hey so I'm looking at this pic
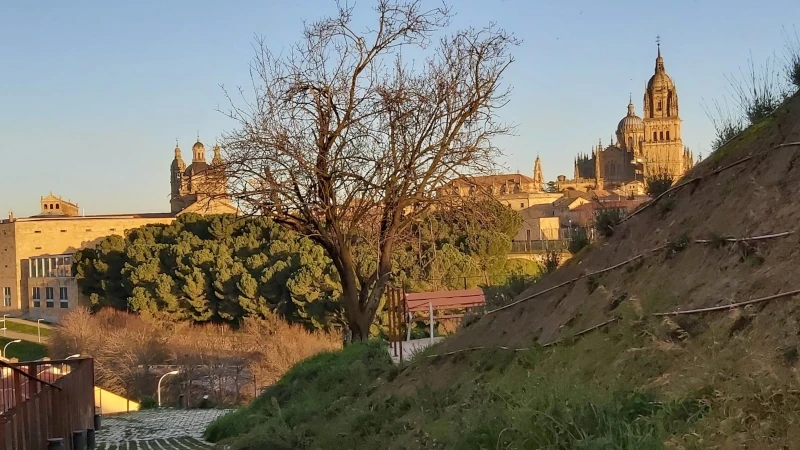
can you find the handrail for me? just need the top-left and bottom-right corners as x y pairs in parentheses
(0, 360), (61, 391)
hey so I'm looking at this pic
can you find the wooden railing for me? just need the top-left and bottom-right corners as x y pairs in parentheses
(0, 358), (95, 450)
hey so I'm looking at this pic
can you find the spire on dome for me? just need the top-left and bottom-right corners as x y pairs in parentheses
(654, 36), (665, 72)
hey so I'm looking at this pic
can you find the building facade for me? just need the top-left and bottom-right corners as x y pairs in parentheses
(440, 156), (562, 211)
(558, 44), (694, 194)
(0, 138), (237, 321)
(170, 139), (237, 215)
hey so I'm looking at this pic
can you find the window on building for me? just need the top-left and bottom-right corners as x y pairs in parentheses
(59, 287), (68, 308)
(45, 287), (54, 308)
(653, 132), (657, 141)
(55, 204), (60, 209)
(658, 100), (662, 111)
(36, 258), (43, 277)
(659, 131), (664, 140)
(2, 287), (10, 307)
(32, 287), (41, 308)
(520, 203), (524, 209)
(666, 130), (670, 140)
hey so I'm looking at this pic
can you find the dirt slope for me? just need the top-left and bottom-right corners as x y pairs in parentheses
(435, 91), (800, 355)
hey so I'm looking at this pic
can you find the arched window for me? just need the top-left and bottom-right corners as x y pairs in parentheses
(653, 132), (657, 141)
(666, 130), (670, 140)
(659, 131), (664, 141)
(627, 137), (633, 149)
(657, 100), (662, 111)
(55, 204), (60, 210)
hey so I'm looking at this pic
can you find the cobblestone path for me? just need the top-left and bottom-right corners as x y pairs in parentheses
(95, 408), (231, 450)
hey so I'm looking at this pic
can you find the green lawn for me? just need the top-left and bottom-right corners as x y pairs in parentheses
(97, 437), (211, 449)
(0, 337), (48, 361)
(2, 320), (52, 338)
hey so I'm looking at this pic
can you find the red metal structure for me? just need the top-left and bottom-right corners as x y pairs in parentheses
(386, 287), (486, 362)
(0, 358), (95, 450)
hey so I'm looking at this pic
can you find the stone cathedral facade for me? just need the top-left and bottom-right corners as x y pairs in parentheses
(558, 44), (694, 194)
(170, 138), (238, 215)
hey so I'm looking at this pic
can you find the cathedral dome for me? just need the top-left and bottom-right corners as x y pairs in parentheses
(617, 101), (644, 134)
(646, 70), (675, 92)
(185, 161), (209, 176)
(192, 140), (205, 152)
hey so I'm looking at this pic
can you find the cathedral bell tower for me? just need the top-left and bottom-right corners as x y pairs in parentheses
(642, 39), (684, 178)
(532, 155), (544, 192)
(170, 141), (187, 212)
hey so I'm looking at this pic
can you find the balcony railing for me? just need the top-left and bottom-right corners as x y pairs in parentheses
(0, 358), (95, 450)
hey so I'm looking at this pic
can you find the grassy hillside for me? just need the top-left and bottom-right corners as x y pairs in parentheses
(0, 337), (48, 361)
(209, 92), (800, 449)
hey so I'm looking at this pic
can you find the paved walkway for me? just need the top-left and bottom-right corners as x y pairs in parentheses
(96, 408), (231, 449)
(0, 329), (46, 344)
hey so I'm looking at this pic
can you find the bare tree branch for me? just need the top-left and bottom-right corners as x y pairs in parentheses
(218, 1), (519, 339)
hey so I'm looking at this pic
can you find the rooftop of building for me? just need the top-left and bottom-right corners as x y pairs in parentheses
(1, 212), (176, 225)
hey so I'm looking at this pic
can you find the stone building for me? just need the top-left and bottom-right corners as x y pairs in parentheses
(558, 43), (695, 194)
(170, 139), (237, 215)
(0, 138), (237, 321)
(439, 156), (562, 211)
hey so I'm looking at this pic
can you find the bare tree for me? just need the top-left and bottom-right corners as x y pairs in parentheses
(219, 1), (518, 339)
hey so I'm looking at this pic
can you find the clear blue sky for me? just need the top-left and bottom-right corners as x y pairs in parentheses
(1, 1), (797, 217)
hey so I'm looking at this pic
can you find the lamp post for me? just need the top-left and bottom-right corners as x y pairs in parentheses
(66, 354), (80, 360)
(158, 370), (180, 407)
(37, 319), (44, 343)
(3, 339), (22, 358)
(2, 314), (8, 337)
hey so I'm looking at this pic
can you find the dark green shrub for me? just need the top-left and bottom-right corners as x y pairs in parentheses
(645, 170), (674, 198)
(568, 227), (590, 254)
(594, 208), (623, 238)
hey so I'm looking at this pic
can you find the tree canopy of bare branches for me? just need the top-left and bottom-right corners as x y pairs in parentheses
(220, 1), (518, 339)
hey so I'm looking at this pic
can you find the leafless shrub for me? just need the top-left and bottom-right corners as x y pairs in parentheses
(703, 98), (745, 151)
(50, 307), (341, 403)
(726, 53), (789, 125)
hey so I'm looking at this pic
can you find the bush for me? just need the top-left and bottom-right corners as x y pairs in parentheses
(783, 26), (800, 90)
(50, 307), (342, 405)
(645, 170), (674, 198)
(140, 396), (157, 409)
(704, 99), (746, 151)
(595, 208), (624, 238)
(568, 227), (590, 254)
(540, 250), (561, 274)
(482, 272), (541, 309)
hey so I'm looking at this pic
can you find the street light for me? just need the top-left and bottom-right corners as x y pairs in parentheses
(65, 354), (81, 359)
(157, 370), (180, 407)
(2, 339), (22, 358)
(2, 314), (8, 337)
(36, 319), (44, 343)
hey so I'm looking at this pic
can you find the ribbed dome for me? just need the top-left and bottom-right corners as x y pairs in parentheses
(647, 70), (675, 92)
(617, 102), (644, 134)
(192, 140), (205, 152)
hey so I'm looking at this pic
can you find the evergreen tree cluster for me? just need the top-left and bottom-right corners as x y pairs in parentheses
(73, 204), (534, 330)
